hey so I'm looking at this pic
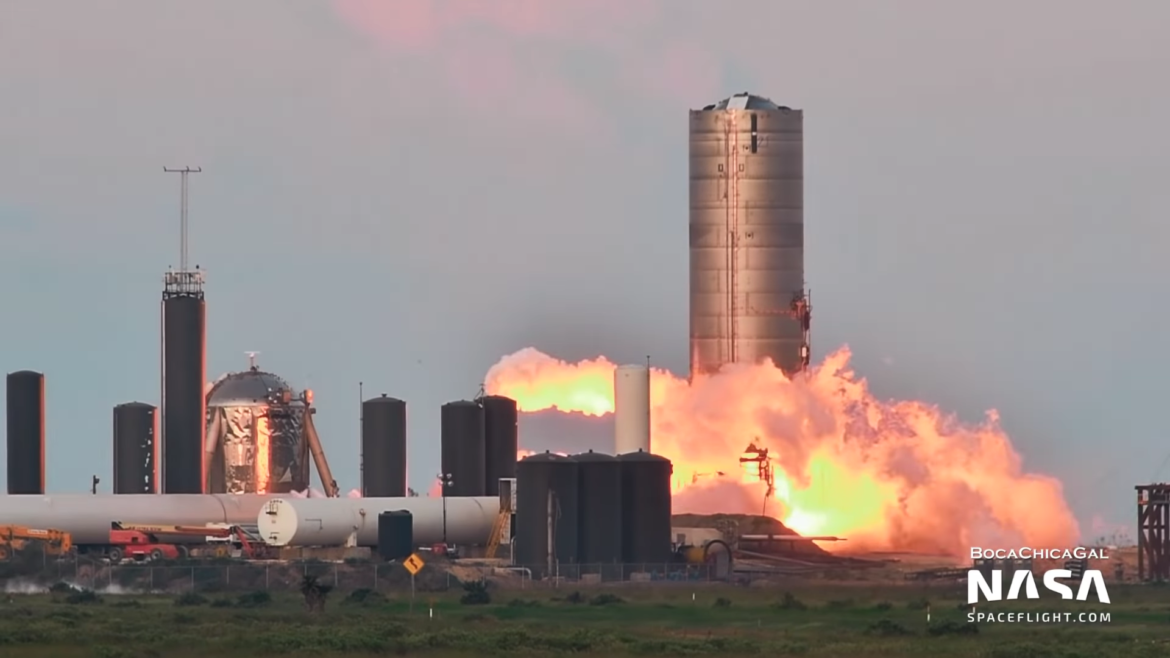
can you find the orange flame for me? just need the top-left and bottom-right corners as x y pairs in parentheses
(485, 346), (1079, 555)
(255, 415), (270, 494)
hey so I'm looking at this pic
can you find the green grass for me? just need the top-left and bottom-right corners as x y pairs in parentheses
(1, 581), (1166, 657)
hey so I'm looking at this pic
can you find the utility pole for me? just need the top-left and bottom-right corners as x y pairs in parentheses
(163, 166), (202, 272)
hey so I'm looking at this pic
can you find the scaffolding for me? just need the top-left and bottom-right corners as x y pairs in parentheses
(1136, 484), (1170, 582)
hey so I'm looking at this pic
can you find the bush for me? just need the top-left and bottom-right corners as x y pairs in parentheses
(906, 597), (930, 610)
(507, 598), (541, 607)
(773, 592), (806, 611)
(589, 594), (623, 606)
(236, 590), (272, 608)
(564, 591), (585, 605)
(210, 598), (234, 608)
(175, 592), (208, 607)
(867, 619), (912, 637)
(460, 580), (491, 605)
(64, 589), (102, 605)
(713, 597), (732, 608)
(873, 601), (893, 611)
(343, 588), (387, 607)
(928, 620), (978, 636)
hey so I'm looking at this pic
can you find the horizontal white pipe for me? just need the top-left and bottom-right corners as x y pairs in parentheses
(0, 494), (276, 545)
(257, 496), (499, 547)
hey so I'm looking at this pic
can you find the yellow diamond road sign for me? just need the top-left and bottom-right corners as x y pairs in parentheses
(403, 552), (425, 575)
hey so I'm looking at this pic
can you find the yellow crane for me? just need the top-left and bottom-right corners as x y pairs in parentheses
(0, 526), (73, 560)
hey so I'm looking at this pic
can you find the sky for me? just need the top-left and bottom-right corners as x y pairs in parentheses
(1, 0), (1167, 539)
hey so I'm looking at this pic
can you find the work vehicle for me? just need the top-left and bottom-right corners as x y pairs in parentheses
(0, 525), (73, 560)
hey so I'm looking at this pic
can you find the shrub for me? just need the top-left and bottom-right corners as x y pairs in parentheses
(236, 590), (272, 608)
(64, 589), (102, 605)
(773, 592), (806, 611)
(713, 597), (732, 608)
(589, 594), (623, 606)
(343, 588), (387, 607)
(867, 619), (912, 637)
(175, 592), (208, 607)
(460, 580), (491, 605)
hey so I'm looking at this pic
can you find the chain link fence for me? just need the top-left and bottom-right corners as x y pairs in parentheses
(3, 556), (722, 594)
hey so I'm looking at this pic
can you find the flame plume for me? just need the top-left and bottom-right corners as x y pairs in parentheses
(485, 346), (1078, 556)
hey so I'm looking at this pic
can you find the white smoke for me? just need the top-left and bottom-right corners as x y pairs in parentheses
(3, 579), (151, 595)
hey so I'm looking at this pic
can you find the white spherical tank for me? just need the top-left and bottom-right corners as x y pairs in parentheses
(614, 364), (651, 454)
(257, 496), (499, 547)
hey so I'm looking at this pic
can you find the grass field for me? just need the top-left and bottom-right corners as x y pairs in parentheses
(0, 580), (1164, 657)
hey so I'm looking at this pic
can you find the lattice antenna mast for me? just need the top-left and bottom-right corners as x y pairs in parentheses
(163, 166), (202, 272)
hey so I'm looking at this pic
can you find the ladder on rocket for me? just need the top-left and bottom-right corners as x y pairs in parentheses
(485, 508), (510, 559)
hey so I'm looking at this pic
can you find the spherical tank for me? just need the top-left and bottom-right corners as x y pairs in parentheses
(619, 450), (673, 565)
(689, 93), (806, 378)
(440, 401), (485, 497)
(573, 450), (622, 566)
(481, 395), (518, 497)
(113, 402), (158, 494)
(162, 294), (206, 494)
(0, 493), (273, 545)
(515, 452), (579, 573)
(361, 395), (407, 497)
(257, 496), (498, 547)
(6, 370), (45, 495)
(613, 365), (650, 455)
(205, 368), (310, 495)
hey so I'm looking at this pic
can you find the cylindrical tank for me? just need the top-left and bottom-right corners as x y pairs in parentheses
(377, 510), (414, 560)
(362, 395), (407, 497)
(613, 365), (651, 455)
(256, 496), (498, 547)
(689, 93), (805, 378)
(162, 294), (206, 494)
(6, 370), (45, 495)
(0, 493), (273, 545)
(515, 452), (579, 573)
(440, 400), (485, 497)
(481, 395), (518, 497)
(574, 451), (622, 566)
(619, 450), (673, 565)
(204, 368), (310, 495)
(113, 402), (158, 494)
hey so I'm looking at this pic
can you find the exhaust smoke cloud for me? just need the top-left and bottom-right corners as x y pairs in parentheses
(485, 346), (1079, 556)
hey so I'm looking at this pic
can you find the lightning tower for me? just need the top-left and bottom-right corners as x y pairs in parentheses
(160, 166), (207, 494)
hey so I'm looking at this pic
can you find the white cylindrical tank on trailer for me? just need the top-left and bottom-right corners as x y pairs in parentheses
(614, 364), (651, 454)
(0, 494), (275, 545)
(257, 496), (499, 547)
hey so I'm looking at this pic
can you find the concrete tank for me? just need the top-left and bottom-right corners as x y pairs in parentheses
(613, 364), (650, 455)
(257, 496), (498, 547)
(0, 494), (274, 545)
(689, 92), (809, 378)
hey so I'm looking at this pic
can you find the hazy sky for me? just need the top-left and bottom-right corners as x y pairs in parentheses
(1, 0), (1166, 537)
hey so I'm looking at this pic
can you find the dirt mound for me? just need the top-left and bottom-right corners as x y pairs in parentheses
(671, 513), (796, 536)
(672, 513), (830, 558)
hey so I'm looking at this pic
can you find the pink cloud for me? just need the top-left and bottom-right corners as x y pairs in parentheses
(331, 0), (724, 131)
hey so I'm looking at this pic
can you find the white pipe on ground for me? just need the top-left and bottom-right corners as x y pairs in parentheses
(256, 496), (499, 547)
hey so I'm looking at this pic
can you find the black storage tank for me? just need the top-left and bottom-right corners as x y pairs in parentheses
(362, 395), (408, 497)
(377, 510), (414, 561)
(619, 450), (673, 565)
(480, 395), (518, 496)
(515, 451), (579, 575)
(439, 400), (485, 497)
(6, 370), (45, 495)
(574, 450), (622, 568)
(161, 292), (206, 494)
(113, 402), (158, 494)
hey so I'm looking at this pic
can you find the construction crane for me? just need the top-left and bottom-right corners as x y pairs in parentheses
(0, 526), (73, 560)
(739, 441), (776, 516)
